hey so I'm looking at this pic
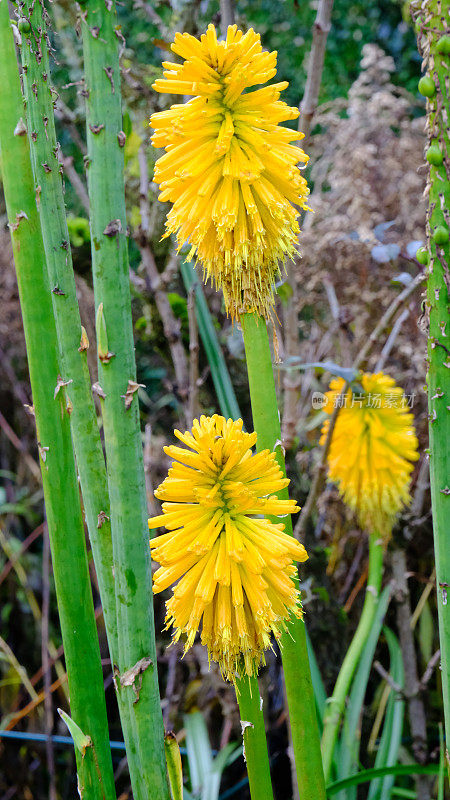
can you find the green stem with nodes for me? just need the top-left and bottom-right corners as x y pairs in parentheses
(235, 678), (275, 800)
(320, 532), (384, 781)
(17, 0), (152, 790)
(240, 312), (326, 800)
(412, 0), (450, 761)
(0, 4), (115, 796)
(79, 3), (169, 798)
(17, 0), (117, 658)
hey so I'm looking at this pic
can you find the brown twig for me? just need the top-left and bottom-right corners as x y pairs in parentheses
(59, 153), (89, 212)
(298, 0), (334, 144)
(4, 673), (68, 731)
(143, 423), (160, 518)
(0, 523), (43, 585)
(162, 644), (179, 731)
(137, 146), (189, 405)
(373, 660), (403, 694)
(187, 288), (200, 427)
(353, 272), (425, 370)
(54, 98), (86, 155)
(219, 0), (235, 35)
(343, 566), (368, 613)
(132, 0), (171, 40)
(0, 345), (31, 408)
(0, 410), (41, 482)
(419, 649), (441, 691)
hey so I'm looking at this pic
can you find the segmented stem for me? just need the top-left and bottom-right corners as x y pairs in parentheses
(16, 0), (117, 658)
(79, 3), (169, 797)
(412, 0), (450, 758)
(0, 5), (115, 796)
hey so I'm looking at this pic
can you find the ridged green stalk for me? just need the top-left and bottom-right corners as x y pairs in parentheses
(0, 4), (115, 797)
(16, 0), (117, 658)
(320, 532), (384, 781)
(412, 0), (450, 755)
(235, 678), (275, 800)
(79, 3), (169, 798)
(240, 313), (326, 800)
(180, 266), (272, 798)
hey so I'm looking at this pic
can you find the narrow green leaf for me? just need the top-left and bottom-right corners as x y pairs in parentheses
(57, 709), (91, 756)
(183, 712), (213, 795)
(337, 585), (391, 797)
(327, 764), (439, 794)
(368, 628), (405, 800)
(305, 628), (327, 729)
(438, 723), (445, 800)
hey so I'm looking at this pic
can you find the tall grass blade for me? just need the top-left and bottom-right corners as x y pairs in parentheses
(368, 627), (405, 800)
(327, 764), (439, 795)
(336, 585), (391, 798)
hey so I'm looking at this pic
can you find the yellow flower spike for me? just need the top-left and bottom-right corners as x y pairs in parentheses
(149, 414), (307, 682)
(150, 24), (309, 322)
(320, 372), (419, 536)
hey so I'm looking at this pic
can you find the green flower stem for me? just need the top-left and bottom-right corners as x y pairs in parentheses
(180, 260), (241, 420)
(235, 678), (274, 800)
(180, 269), (271, 798)
(79, 3), (169, 798)
(0, 5), (115, 797)
(240, 312), (326, 800)
(412, 0), (450, 757)
(320, 532), (384, 781)
(17, 0), (117, 658)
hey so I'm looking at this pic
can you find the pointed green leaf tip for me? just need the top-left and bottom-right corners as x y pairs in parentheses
(57, 708), (92, 756)
(95, 301), (114, 364)
(164, 732), (183, 800)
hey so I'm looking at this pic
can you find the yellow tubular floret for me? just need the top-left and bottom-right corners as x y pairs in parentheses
(150, 24), (309, 322)
(148, 415), (306, 681)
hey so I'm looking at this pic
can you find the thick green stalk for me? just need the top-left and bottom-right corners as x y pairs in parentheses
(17, 0), (146, 786)
(412, 0), (450, 755)
(320, 532), (384, 781)
(0, 5), (115, 797)
(79, 3), (169, 798)
(180, 269), (271, 798)
(17, 0), (117, 659)
(180, 260), (241, 420)
(235, 678), (275, 800)
(240, 312), (326, 800)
